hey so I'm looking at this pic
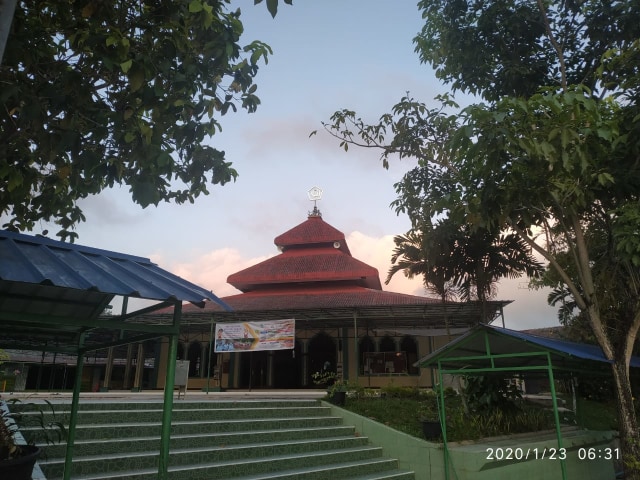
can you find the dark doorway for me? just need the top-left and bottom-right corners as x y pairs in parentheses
(307, 332), (337, 385)
(272, 341), (302, 388)
(187, 341), (202, 377)
(238, 351), (269, 389)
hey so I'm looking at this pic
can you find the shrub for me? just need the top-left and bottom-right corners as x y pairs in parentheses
(381, 384), (421, 399)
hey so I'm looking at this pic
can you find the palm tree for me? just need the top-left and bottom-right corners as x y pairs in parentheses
(387, 219), (545, 322)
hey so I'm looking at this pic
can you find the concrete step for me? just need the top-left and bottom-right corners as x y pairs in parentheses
(43, 425), (358, 457)
(37, 404), (332, 424)
(25, 399), (414, 480)
(40, 437), (374, 477)
(30, 415), (346, 441)
(65, 458), (410, 480)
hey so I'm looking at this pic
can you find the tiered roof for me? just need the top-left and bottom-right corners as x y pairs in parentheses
(175, 212), (446, 319)
(228, 214), (381, 291)
(155, 210), (508, 329)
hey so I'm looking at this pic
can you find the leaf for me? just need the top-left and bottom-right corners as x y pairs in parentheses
(266, 0), (278, 18)
(120, 59), (133, 74)
(123, 106), (134, 120)
(129, 69), (145, 92)
(188, 0), (203, 13)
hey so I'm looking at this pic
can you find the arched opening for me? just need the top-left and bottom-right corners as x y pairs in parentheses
(203, 345), (218, 380)
(359, 336), (376, 375)
(379, 336), (396, 353)
(400, 335), (419, 375)
(187, 341), (202, 377)
(176, 342), (185, 360)
(307, 332), (337, 385)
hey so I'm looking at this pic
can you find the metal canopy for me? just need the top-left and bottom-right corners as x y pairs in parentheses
(146, 298), (512, 333)
(0, 229), (230, 354)
(416, 323), (640, 376)
(0, 229), (229, 480)
(415, 324), (637, 480)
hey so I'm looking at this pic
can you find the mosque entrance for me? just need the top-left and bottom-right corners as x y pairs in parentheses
(238, 351), (269, 389)
(272, 341), (302, 388)
(307, 332), (337, 385)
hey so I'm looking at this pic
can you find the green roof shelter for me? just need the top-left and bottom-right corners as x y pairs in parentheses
(416, 324), (639, 480)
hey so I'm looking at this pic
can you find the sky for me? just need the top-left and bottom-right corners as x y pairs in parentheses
(29, 1), (560, 330)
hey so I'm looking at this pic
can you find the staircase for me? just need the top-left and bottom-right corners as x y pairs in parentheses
(26, 398), (414, 480)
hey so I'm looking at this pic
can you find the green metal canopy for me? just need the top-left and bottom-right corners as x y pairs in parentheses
(0, 229), (231, 480)
(415, 324), (636, 480)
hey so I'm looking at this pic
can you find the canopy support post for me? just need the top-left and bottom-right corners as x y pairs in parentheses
(206, 318), (214, 393)
(353, 312), (358, 377)
(158, 302), (181, 480)
(547, 352), (567, 480)
(62, 333), (85, 480)
(438, 360), (450, 480)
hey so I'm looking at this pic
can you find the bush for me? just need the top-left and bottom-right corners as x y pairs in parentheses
(463, 375), (522, 413)
(381, 385), (421, 399)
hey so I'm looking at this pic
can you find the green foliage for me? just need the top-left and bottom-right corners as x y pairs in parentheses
(380, 384), (421, 399)
(414, 0), (640, 102)
(447, 406), (555, 440)
(310, 370), (337, 387)
(342, 394), (556, 442)
(387, 218), (544, 305)
(0, 0), (289, 240)
(576, 377), (615, 403)
(463, 376), (522, 414)
(254, 0), (293, 18)
(0, 399), (67, 461)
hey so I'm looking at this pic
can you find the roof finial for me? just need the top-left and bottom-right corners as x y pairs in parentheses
(307, 186), (323, 217)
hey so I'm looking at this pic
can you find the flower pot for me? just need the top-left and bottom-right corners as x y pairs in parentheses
(0, 445), (41, 480)
(421, 420), (442, 440)
(329, 390), (347, 406)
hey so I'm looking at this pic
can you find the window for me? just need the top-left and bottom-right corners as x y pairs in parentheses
(362, 351), (408, 375)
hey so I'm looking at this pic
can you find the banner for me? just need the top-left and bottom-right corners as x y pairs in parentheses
(214, 319), (295, 353)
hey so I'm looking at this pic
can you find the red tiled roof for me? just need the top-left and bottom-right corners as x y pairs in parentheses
(274, 215), (350, 254)
(227, 247), (381, 291)
(179, 284), (439, 314)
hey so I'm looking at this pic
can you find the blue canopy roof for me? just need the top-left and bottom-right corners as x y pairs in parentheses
(0, 229), (231, 353)
(0, 229), (228, 307)
(416, 324), (640, 374)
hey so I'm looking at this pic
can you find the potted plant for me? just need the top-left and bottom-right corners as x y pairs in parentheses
(311, 370), (351, 405)
(0, 398), (66, 480)
(311, 370), (338, 388)
(326, 379), (350, 406)
(420, 416), (442, 440)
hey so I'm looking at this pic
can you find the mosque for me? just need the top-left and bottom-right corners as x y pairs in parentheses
(149, 203), (509, 391)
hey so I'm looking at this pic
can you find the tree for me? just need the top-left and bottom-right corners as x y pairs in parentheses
(321, 0), (640, 474)
(387, 219), (544, 305)
(0, 0), (290, 240)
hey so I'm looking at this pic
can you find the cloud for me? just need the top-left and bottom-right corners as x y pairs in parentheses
(149, 248), (275, 298)
(346, 231), (426, 297)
